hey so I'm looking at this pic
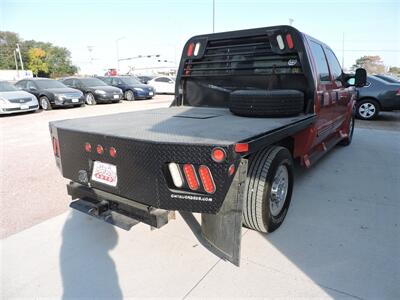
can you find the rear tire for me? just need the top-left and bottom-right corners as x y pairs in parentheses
(229, 89), (304, 117)
(243, 146), (294, 233)
(85, 93), (96, 105)
(39, 96), (52, 110)
(356, 99), (379, 120)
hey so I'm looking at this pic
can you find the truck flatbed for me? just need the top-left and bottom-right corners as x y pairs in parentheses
(52, 106), (316, 146)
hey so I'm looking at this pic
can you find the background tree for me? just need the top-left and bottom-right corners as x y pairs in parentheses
(352, 55), (385, 74)
(0, 31), (78, 77)
(0, 31), (21, 69)
(27, 48), (48, 76)
(388, 66), (400, 75)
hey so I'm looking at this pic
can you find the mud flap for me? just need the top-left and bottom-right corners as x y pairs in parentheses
(201, 159), (248, 266)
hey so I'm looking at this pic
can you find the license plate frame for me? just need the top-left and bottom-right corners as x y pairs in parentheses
(72, 98), (79, 103)
(91, 161), (118, 187)
(20, 105), (29, 110)
(113, 95), (119, 99)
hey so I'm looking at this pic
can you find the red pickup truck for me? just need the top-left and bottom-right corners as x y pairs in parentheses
(50, 26), (366, 265)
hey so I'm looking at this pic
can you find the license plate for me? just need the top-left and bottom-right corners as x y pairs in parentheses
(20, 105), (29, 110)
(91, 161), (118, 187)
(149, 92), (154, 96)
(113, 95), (119, 99)
(72, 98), (79, 103)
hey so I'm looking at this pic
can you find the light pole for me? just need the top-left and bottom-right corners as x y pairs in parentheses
(16, 43), (24, 70)
(212, 0), (215, 33)
(116, 37), (126, 73)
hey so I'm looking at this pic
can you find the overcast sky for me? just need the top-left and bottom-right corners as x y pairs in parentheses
(1, 0), (399, 74)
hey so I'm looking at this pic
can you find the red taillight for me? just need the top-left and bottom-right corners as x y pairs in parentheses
(52, 137), (59, 156)
(187, 42), (195, 57)
(396, 89), (400, 96)
(96, 145), (104, 155)
(109, 147), (117, 158)
(286, 34), (294, 49)
(234, 143), (249, 153)
(228, 164), (235, 176)
(85, 142), (91, 152)
(183, 164), (199, 190)
(198, 165), (216, 194)
(211, 147), (226, 162)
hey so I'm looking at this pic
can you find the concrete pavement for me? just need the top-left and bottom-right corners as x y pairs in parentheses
(2, 125), (399, 299)
(0, 96), (173, 238)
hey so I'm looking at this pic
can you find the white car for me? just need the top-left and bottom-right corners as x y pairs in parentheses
(0, 81), (39, 115)
(148, 76), (175, 94)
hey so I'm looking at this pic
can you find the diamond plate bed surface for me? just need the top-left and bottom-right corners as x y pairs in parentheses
(51, 106), (314, 146)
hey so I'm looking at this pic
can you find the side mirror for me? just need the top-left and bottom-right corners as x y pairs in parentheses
(29, 86), (37, 91)
(354, 68), (367, 87)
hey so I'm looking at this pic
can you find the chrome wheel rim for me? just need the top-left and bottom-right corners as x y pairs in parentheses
(270, 165), (289, 216)
(126, 91), (133, 101)
(40, 98), (48, 110)
(359, 103), (376, 118)
(86, 94), (94, 105)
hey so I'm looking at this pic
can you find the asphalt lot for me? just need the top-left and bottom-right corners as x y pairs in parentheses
(1, 102), (399, 299)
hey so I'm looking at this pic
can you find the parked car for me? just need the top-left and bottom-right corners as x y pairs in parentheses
(49, 25), (366, 265)
(136, 75), (155, 84)
(61, 77), (123, 105)
(374, 74), (399, 84)
(97, 76), (155, 100)
(15, 78), (84, 110)
(148, 76), (175, 94)
(355, 75), (400, 120)
(0, 80), (39, 115)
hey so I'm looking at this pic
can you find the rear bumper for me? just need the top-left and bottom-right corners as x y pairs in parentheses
(67, 182), (173, 230)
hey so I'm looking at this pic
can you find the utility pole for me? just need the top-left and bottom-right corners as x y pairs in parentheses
(14, 50), (19, 78)
(16, 43), (24, 70)
(116, 37), (126, 73)
(212, 0), (215, 33)
(341, 32), (345, 68)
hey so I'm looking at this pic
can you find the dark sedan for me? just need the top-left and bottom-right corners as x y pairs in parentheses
(355, 75), (400, 120)
(15, 78), (84, 110)
(97, 76), (155, 100)
(62, 77), (123, 105)
(374, 74), (400, 84)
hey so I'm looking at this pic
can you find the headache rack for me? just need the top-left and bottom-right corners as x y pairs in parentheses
(183, 35), (302, 77)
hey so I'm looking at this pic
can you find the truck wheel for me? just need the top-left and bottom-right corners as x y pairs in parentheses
(125, 90), (135, 101)
(243, 146), (294, 233)
(39, 96), (52, 110)
(85, 93), (97, 105)
(229, 89), (304, 117)
(339, 114), (355, 146)
(356, 99), (379, 120)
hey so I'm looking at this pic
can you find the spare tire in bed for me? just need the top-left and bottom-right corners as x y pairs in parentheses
(229, 89), (304, 117)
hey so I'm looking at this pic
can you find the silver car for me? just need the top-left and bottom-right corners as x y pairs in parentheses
(0, 81), (39, 115)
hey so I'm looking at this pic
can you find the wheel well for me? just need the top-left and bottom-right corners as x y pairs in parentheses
(276, 137), (294, 157)
(357, 97), (381, 109)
